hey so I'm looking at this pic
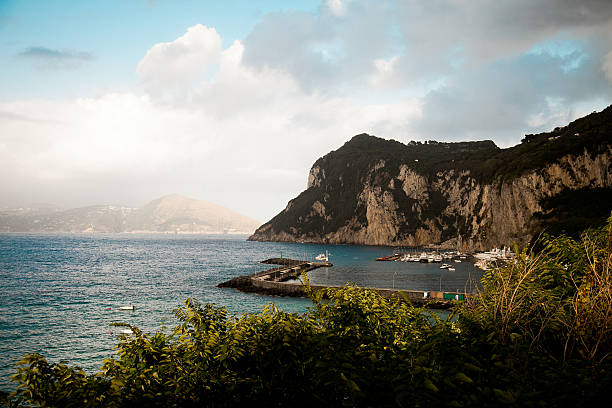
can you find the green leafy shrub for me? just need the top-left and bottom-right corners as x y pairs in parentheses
(7, 215), (612, 407)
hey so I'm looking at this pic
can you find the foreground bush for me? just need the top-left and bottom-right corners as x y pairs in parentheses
(7, 216), (612, 407)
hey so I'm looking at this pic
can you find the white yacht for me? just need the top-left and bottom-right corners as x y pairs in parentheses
(315, 250), (329, 262)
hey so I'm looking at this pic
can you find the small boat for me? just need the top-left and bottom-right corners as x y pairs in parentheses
(440, 263), (451, 269)
(118, 305), (135, 311)
(315, 250), (329, 262)
(454, 259), (462, 263)
(119, 328), (133, 335)
(448, 267), (456, 272)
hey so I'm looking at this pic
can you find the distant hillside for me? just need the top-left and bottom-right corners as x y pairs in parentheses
(249, 106), (612, 250)
(125, 195), (260, 234)
(0, 195), (260, 234)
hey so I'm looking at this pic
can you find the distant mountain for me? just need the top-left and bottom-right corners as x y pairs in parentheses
(125, 195), (260, 234)
(249, 106), (612, 250)
(0, 195), (260, 234)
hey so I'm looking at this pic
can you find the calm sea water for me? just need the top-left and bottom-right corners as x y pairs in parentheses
(0, 233), (483, 391)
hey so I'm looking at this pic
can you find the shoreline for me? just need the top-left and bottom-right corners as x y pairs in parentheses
(217, 258), (467, 310)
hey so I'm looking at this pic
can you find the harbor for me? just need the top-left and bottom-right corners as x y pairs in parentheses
(375, 247), (516, 271)
(218, 256), (469, 308)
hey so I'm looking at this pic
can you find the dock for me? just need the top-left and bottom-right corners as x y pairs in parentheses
(253, 258), (333, 282)
(217, 258), (468, 309)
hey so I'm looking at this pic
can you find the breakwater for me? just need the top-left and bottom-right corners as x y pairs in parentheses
(217, 258), (467, 309)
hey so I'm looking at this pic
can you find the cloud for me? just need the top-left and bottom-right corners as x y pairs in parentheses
(239, 0), (611, 145)
(17, 46), (94, 69)
(393, 0), (612, 66)
(0, 89), (420, 219)
(137, 24), (222, 99)
(0, 110), (60, 124)
(326, 0), (346, 17)
(239, 1), (612, 89)
(411, 47), (612, 146)
(603, 51), (612, 83)
(368, 56), (400, 89)
(241, 1), (396, 91)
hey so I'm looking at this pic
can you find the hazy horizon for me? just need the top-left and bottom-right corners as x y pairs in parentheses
(0, 193), (263, 224)
(1, 0), (611, 222)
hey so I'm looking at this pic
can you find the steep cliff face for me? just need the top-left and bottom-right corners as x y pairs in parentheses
(249, 107), (612, 250)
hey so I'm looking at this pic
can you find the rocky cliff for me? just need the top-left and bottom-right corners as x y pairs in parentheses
(249, 106), (612, 250)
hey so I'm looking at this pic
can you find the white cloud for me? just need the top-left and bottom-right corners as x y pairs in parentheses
(137, 24), (222, 97)
(368, 55), (399, 89)
(326, 0), (346, 17)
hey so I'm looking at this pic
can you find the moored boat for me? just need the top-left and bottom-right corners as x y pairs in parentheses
(315, 250), (329, 262)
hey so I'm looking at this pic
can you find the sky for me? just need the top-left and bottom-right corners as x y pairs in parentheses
(1, 0), (611, 222)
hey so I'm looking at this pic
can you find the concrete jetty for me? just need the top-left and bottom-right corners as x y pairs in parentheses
(217, 258), (467, 309)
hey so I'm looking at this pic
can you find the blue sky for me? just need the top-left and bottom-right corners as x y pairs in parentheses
(0, 0), (319, 99)
(0, 0), (611, 221)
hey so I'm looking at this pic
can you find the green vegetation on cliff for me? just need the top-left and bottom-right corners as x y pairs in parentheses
(6, 215), (612, 407)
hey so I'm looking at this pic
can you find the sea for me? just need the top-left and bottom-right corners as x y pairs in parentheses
(0, 233), (484, 392)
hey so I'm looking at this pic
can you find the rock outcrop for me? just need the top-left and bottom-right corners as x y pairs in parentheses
(249, 106), (612, 250)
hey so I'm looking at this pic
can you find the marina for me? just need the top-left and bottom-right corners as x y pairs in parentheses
(374, 247), (515, 271)
(473, 247), (516, 270)
(218, 257), (470, 307)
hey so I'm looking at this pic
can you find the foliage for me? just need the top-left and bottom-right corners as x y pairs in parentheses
(459, 214), (612, 363)
(6, 215), (612, 407)
(457, 213), (612, 405)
